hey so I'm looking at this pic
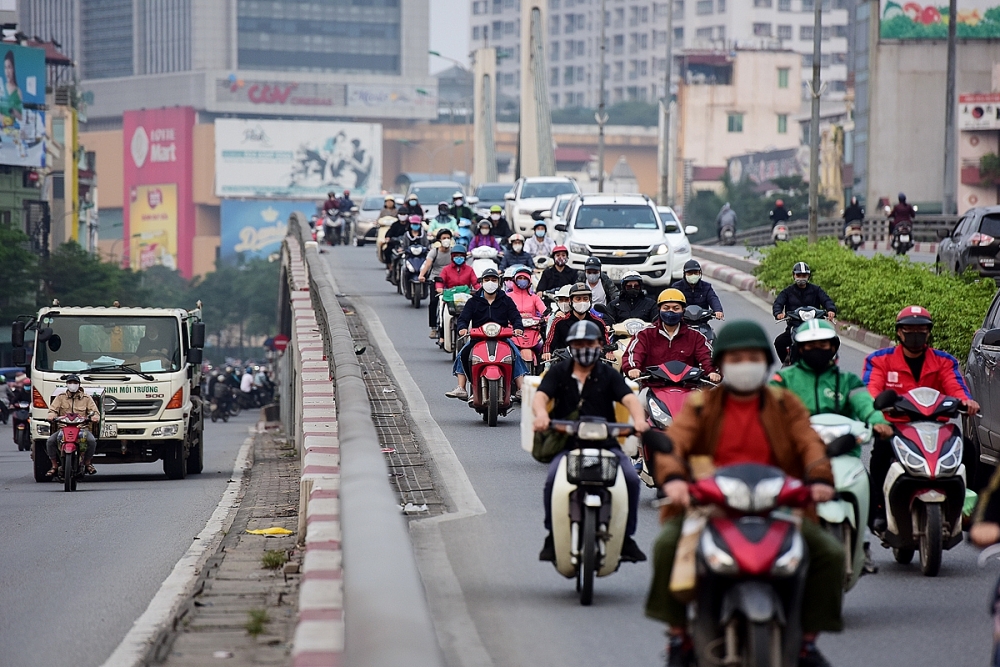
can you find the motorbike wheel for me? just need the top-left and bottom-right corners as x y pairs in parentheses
(17, 428), (28, 451)
(892, 547), (915, 564)
(486, 379), (500, 427)
(412, 288), (422, 309)
(827, 522), (853, 585)
(579, 506), (598, 606)
(919, 503), (943, 577)
(210, 410), (219, 423)
(229, 402), (242, 417)
(746, 620), (781, 667)
(63, 454), (75, 492)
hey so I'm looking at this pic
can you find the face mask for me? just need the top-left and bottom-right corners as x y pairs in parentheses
(721, 361), (770, 393)
(570, 346), (601, 367)
(794, 278), (809, 287)
(572, 301), (591, 314)
(900, 331), (929, 353)
(535, 229), (546, 238)
(408, 200), (418, 207)
(439, 209), (448, 216)
(512, 243), (523, 253)
(491, 213), (500, 221)
(801, 347), (836, 372)
(586, 272), (600, 284)
(482, 280), (500, 294)
(659, 310), (683, 326)
(479, 228), (490, 235)
(66, 383), (81, 393)
(440, 238), (453, 248)
(624, 287), (642, 298)
(410, 224), (422, 232)
(558, 301), (571, 313)
(685, 273), (701, 285)
(515, 277), (530, 289)
(453, 256), (466, 265)
(554, 256), (567, 267)
(398, 214), (407, 221)
(455, 199), (464, 206)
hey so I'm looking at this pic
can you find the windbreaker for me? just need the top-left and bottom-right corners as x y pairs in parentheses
(771, 359), (888, 426)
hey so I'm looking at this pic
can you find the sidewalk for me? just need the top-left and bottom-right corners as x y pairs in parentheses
(154, 424), (302, 666)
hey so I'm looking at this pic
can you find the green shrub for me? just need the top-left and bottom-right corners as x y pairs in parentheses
(754, 238), (996, 361)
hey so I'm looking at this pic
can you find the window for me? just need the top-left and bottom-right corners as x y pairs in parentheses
(564, 66), (574, 84)
(717, 0), (726, 11)
(613, 34), (624, 54)
(802, 53), (813, 66)
(629, 6), (639, 25)
(727, 113), (744, 132)
(641, 6), (649, 22)
(640, 32), (648, 48)
(674, 26), (684, 45)
(821, 25), (831, 39)
(754, 0), (772, 6)
(504, 20), (515, 34)
(800, 25), (814, 39)
(551, 67), (559, 85)
(696, 26), (714, 39)
(550, 15), (560, 35)
(834, 24), (848, 37)
(779, 0), (792, 10)
(717, 25), (726, 39)
(614, 7), (624, 27)
(777, 24), (792, 39)
(697, 0), (713, 14)
(753, 22), (772, 36)
(549, 0), (560, 8)
(802, 0), (813, 10)
(778, 67), (789, 87)
(473, 26), (480, 40)
(552, 42), (560, 60)
(674, 0), (685, 18)
(577, 66), (585, 81)
(494, 20), (503, 38)
(832, 52), (847, 63)
(777, 114), (788, 133)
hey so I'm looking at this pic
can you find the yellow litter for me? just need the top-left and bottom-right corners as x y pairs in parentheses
(246, 527), (293, 536)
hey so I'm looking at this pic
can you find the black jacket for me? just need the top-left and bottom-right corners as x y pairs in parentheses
(772, 283), (837, 318)
(491, 216), (512, 239)
(769, 206), (791, 228)
(456, 289), (523, 332)
(669, 278), (723, 313)
(499, 249), (534, 271)
(609, 291), (657, 323)
(536, 266), (577, 293)
(575, 271), (620, 305)
(843, 203), (864, 223)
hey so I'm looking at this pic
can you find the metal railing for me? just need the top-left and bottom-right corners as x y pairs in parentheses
(702, 215), (959, 247)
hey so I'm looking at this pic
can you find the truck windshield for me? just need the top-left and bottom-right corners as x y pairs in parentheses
(574, 205), (660, 230)
(34, 315), (182, 374)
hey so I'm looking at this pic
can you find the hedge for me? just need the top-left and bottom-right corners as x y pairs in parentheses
(753, 238), (996, 361)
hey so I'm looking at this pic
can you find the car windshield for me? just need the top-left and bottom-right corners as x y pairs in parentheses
(475, 184), (512, 201)
(409, 186), (462, 203)
(34, 315), (182, 374)
(575, 205), (661, 230)
(361, 196), (384, 210)
(981, 214), (1000, 238)
(520, 181), (578, 198)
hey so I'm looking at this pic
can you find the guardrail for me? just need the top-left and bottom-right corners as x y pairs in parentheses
(702, 215), (958, 247)
(282, 215), (444, 667)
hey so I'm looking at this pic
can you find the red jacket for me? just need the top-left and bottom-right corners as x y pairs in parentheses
(621, 323), (716, 375)
(863, 345), (971, 401)
(437, 262), (479, 289)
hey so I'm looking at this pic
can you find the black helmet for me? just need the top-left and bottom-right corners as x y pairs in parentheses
(584, 256), (602, 270)
(435, 228), (453, 240)
(898, 192), (906, 203)
(65, 374), (81, 384)
(480, 267), (500, 280)
(569, 282), (592, 298)
(566, 320), (602, 342)
(683, 259), (701, 273)
(792, 261), (811, 275)
(327, 191), (336, 198)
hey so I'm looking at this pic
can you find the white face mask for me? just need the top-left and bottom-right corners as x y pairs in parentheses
(512, 243), (523, 252)
(66, 383), (81, 393)
(558, 301), (571, 313)
(685, 273), (701, 285)
(491, 213), (500, 221)
(721, 361), (769, 393)
(482, 280), (500, 294)
(572, 300), (591, 314)
(585, 272), (600, 284)
(440, 238), (453, 248)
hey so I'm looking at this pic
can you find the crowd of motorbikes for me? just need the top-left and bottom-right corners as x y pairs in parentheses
(202, 364), (275, 423)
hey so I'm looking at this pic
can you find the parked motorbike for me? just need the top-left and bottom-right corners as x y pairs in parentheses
(53, 414), (89, 492)
(402, 244), (429, 308)
(892, 221), (914, 256)
(844, 222), (864, 251)
(872, 387), (968, 576)
(439, 286), (472, 359)
(546, 417), (635, 605)
(720, 222), (736, 246)
(470, 245), (500, 278)
(467, 323), (515, 427)
(683, 304), (716, 349)
(12, 400), (30, 451)
(772, 224), (789, 243)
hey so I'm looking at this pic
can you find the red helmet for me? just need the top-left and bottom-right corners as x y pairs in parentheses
(775, 199), (784, 207)
(552, 245), (569, 256)
(896, 306), (933, 327)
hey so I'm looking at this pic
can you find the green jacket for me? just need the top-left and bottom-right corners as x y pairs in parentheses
(770, 360), (888, 427)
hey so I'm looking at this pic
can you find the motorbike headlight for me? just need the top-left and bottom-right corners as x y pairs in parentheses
(652, 243), (669, 256)
(892, 436), (930, 477)
(647, 398), (671, 427)
(751, 476), (786, 512)
(470, 354), (484, 364)
(482, 322), (502, 338)
(700, 528), (739, 574)
(935, 436), (963, 476)
(771, 530), (804, 577)
(716, 476), (752, 512)
(569, 242), (589, 255)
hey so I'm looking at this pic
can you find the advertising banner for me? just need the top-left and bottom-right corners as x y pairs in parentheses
(214, 118), (382, 199)
(880, 0), (1000, 39)
(0, 43), (46, 167)
(129, 184), (178, 270)
(726, 147), (806, 184)
(220, 199), (308, 260)
(960, 93), (1000, 130)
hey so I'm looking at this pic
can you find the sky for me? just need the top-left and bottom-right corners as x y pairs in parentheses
(429, 0), (471, 74)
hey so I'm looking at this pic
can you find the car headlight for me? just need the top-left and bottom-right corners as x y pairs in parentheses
(700, 528), (738, 574)
(935, 436), (963, 476)
(652, 243), (669, 256)
(893, 436), (930, 477)
(569, 242), (589, 255)
(771, 530), (804, 577)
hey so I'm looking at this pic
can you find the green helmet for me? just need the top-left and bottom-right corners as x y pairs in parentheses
(794, 319), (837, 343)
(712, 320), (775, 365)
(490, 204), (503, 213)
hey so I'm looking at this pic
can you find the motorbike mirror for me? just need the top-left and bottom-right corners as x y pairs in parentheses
(826, 433), (857, 458)
(873, 389), (899, 411)
(191, 322), (206, 348)
(984, 329), (1000, 347)
(11, 321), (24, 347)
(643, 429), (673, 455)
(186, 348), (204, 366)
(37, 327), (53, 343)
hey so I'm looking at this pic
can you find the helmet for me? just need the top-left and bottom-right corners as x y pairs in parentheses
(508, 233), (525, 244)
(584, 256), (602, 270)
(775, 199), (784, 207)
(409, 215), (423, 224)
(451, 243), (468, 254)
(792, 261), (811, 275)
(438, 200), (449, 209)
(384, 194), (394, 201)
(503, 266), (517, 280)
(895, 305), (932, 327)
(452, 191), (464, 200)
(480, 267), (500, 280)
(490, 205), (503, 213)
(898, 192), (907, 202)
(620, 270), (643, 287)
(65, 374), (81, 384)
(477, 219), (492, 230)
(656, 288), (687, 307)
(712, 320), (775, 365)
(794, 319), (839, 346)
(533, 220), (547, 229)
(435, 228), (453, 240)
(554, 284), (573, 300)
(328, 191), (336, 198)
(552, 245), (569, 256)
(683, 259), (701, 273)
(514, 265), (532, 277)
(566, 320), (602, 343)
(569, 282), (593, 298)
(343, 189), (350, 196)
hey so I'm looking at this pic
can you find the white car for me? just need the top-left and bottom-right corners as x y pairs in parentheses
(658, 206), (697, 275)
(504, 176), (581, 234)
(554, 194), (697, 287)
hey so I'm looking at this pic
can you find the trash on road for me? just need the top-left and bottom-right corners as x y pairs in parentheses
(246, 527), (294, 536)
(401, 503), (428, 513)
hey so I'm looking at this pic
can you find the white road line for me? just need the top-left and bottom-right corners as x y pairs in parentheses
(100, 433), (255, 667)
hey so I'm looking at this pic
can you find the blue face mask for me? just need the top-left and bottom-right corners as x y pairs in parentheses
(453, 256), (466, 265)
(410, 224), (422, 232)
(535, 229), (546, 238)
(659, 310), (683, 326)
(515, 277), (530, 289)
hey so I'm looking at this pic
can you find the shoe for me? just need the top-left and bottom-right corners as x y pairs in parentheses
(862, 541), (879, 575)
(666, 634), (693, 667)
(445, 387), (469, 400)
(85, 464), (97, 475)
(871, 506), (887, 535)
(429, 328), (439, 339)
(539, 533), (555, 562)
(798, 641), (832, 667)
(512, 390), (522, 403)
(620, 536), (647, 562)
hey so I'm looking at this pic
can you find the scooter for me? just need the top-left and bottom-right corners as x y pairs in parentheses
(438, 285), (472, 359)
(810, 413), (875, 591)
(467, 323), (515, 427)
(844, 222), (864, 251)
(683, 304), (716, 349)
(892, 221), (914, 256)
(53, 413), (89, 492)
(546, 417), (635, 606)
(375, 215), (397, 263)
(776, 306), (829, 366)
(872, 387), (968, 576)
(470, 245), (500, 278)
(772, 224), (789, 243)
(610, 317), (649, 372)
(719, 222), (736, 246)
(512, 314), (545, 375)
(401, 244), (428, 308)
(12, 400), (31, 451)
(323, 210), (344, 246)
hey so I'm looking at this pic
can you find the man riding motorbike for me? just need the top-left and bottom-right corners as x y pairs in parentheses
(420, 229), (458, 340)
(842, 196), (864, 236)
(609, 271), (657, 323)
(322, 191), (340, 215)
(533, 319), (650, 563)
(715, 202), (737, 241)
(646, 320), (843, 667)
(577, 256), (618, 307)
(543, 282), (611, 360)
(45, 374), (100, 477)
(445, 268), (528, 401)
(338, 189), (355, 213)
(620, 289), (720, 382)
(669, 260), (723, 320)
(525, 220), (556, 258)
(499, 233), (533, 271)
(7, 372), (30, 445)
(450, 191), (475, 222)
(488, 205), (512, 239)
(770, 199), (792, 228)
(536, 246), (577, 293)
(428, 202), (458, 237)
(772, 262), (837, 364)
(863, 305), (980, 531)
(887, 192), (915, 237)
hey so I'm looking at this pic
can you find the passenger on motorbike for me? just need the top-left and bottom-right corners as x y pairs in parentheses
(536, 246), (577, 293)
(378, 194), (398, 218)
(577, 256), (618, 307)
(646, 320), (843, 667)
(534, 319), (650, 563)
(450, 192), (475, 222)
(888, 192), (915, 237)
(499, 234), (533, 271)
(420, 229), (457, 339)
(621, 289), (720, 382)
(488, 205), (512, 239)
(456, 218), (474, 246)
(543, 282), (611, 360)
(468, 219), (502, 253)
(7, 372), (30, 444)
(772, 262), (837, 364)
(428, 202), (458, 237)
(769, 199), (792, 229)
(862, 306), (979, 532)
(508, 266), (547, 361)
(669, 259), (723, 320)
(445, 268), (528, 401)
(609, 271), (657, 323)
(524, 220), (556, 258)
(45, 374), (100, 477)
(436, 244), (479, 291)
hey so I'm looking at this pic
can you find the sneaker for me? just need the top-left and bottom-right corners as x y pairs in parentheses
(620, 536), (647, 563)
(870, 506), (888, 535)
(445, 387), (469, 400)
(539, 533), (555, 562)
(798, 641), (832, 667)
(862, 541), (879, 575)
(429, 327), (439, 339)
(666, 634), (693, 667)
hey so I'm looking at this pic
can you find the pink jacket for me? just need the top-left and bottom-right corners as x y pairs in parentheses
(506, 287), (546, 319)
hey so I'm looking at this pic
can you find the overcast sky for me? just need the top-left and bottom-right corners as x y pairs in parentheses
(429, 0), (471, 74)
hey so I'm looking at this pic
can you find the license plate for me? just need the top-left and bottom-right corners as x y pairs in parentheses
(899, 235), (910, 243)
(102, 422), (118, 438)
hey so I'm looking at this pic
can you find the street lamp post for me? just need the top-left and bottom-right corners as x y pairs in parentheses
(807, 0), (823, 244)
(597, 0), (608, 192)
(659, 0), (674, 206)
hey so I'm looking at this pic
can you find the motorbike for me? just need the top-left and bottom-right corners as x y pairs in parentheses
(610, 317), (649, 372)
(776, 306), (829, 366)
(375, 215), (397, 263)
(210, 399), (230, 423)
(467, 323), (516, 427)
(872, 387), (968, 576)
(772, 224), (789, 243)
(439, 286), (472, 359)
(810, 414), (875, 591)
(844, 222), (864, 251)
(345, 206), (359, 246)
(512, 314), (545, 375)
(12, 400), (31, 451)
(892, 221), (914, 256)
(683, 304), (716, 349)
(53, 414), (90, 492)
(323, 210), (345, 246)
(546, 417), (635, 605)
(470, 245), (500, 278)
(719, 222), (736, 246)
(402, 244), (429, 308)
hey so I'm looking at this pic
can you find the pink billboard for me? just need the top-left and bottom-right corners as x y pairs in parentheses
(122, 107), (195, 277)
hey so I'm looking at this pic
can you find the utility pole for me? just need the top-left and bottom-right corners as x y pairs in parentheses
(659, 0), (674, 206)
(807, 0), (822, 243)
(942, 0), (958, 215)
(597, 0), (608, 192)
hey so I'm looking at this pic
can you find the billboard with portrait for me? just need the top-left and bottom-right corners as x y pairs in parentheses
(214, 118), (382, 199)
(220, 199), (309, 260)
(0, 43), (46, 167)
(129, 184), (178, 271)
(880, 0), (1000, 39)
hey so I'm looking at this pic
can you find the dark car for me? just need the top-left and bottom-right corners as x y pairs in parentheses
(965, 289), (1000, 489)
(936, 206), (1000, 277)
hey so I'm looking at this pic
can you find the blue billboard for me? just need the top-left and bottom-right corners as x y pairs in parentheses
(0, 43), (46, 167)
(220, 199), (310, 260)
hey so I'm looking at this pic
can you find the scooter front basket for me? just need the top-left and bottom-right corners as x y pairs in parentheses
(566, 449), (619, 485)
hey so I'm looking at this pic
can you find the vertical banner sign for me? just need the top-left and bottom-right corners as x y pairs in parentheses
(0, 43), (45, 167)
(122, 107), (195, 277)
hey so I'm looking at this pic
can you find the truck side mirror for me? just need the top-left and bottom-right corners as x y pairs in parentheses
(11, 321), (24, 347)
(186, 348), (203, 365)
(191, 322), (206, 348)
(12, 348), (25, 365)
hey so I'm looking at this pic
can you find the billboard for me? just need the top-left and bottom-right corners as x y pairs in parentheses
(0, 43), (46, 167)
(220, 199), (309, 260)
(214, 118), (382, 199)
(880, 0), (1000, 39)
(129, 184), (178, 270)
(960, 93), (1000, 130)
(726, 147), (807, 185)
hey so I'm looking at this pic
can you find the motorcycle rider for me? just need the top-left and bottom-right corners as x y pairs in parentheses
(436, 243), (479, 292)
(420, 229), (458, 340)
(842, 196), (864, 236)
(445, 268), (528, 401)
(450, 191), (474, 222)
(400, 215), (428, 250)
(887, 192), (915, 238)
(577, 256), (618, 307)
(338, 189), (355, 213)
(646, 320), (843, 667)
(499, 233), (533, 271)
(769, 199), (792, 229)
(7, 372), (30, 445)
(669, 260), (723, 320)
(405, 193), (423, 219)
(45, 374), (100, 477)
(715, 202), (737, 241)
(378, 194), (398, 218)
(772, 262), (837, 364)
(543, 282), (611, 360)
(322, 191), (340, 215)
(863, 306), (980, 532)
(533, 319), (650, 563)
(468, 218), (503, 254)
(609, 271), (657, 323)
(488, 205), (512, 239)
(536, 246), (577, 293)
(525, 220), (556, 258)
(382, 206), (412, 273)
(620, 289), (720, 382)
(508, 266), (548, 362)
(428, 202), (458, 237)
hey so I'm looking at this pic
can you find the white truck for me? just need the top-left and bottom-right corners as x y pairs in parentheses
(11, 303), (207, 483)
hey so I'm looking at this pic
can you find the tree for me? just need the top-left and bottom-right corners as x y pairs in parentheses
(38, 243), (148, 308)
(0, 222), (37, 324)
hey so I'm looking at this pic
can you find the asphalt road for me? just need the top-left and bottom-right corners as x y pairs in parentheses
(0, 413), (250, 667)
(703, 243), (939, 266)
(325, 243), (995, 667)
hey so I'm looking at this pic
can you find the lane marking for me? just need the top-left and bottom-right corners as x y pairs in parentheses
(100, 433), (254, 667)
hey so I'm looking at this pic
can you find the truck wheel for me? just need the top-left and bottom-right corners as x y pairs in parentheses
(186, 423), (204, 475)
(33, 440), (50, 483)
(162, 441), (188, 480)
